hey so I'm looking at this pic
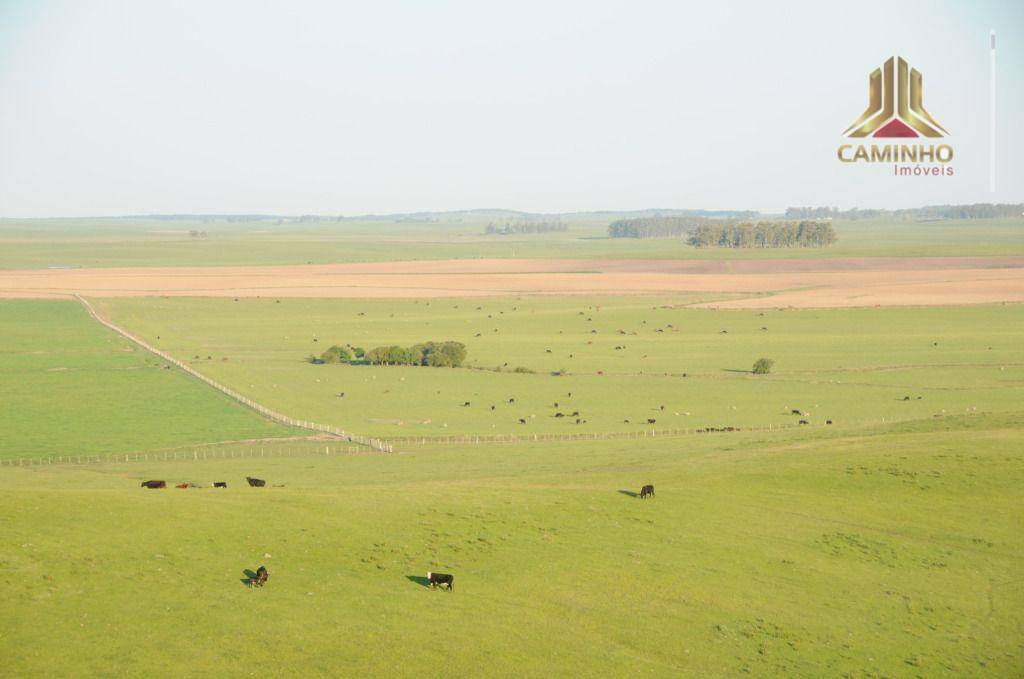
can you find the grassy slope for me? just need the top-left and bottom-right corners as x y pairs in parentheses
(1, 217), (1022, 268)
(98, 296), (1024, 438)
(0, 414), (1020, 677)
(0, 300), (296, 459)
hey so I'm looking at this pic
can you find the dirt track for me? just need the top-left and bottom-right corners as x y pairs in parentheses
(2, 257), (1023, 308)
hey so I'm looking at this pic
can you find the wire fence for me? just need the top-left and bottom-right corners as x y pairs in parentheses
(0, 443), (384, 467)
(385, 420), (831, 446)
(74, 295), (392, 453)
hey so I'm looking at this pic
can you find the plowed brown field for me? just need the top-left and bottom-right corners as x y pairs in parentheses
(2, 256), (1023, 308)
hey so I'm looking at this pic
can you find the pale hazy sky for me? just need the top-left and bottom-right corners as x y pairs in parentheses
(0, 0), (1021, 217)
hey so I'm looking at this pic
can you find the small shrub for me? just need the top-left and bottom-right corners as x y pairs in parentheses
(752, 358), (775, 374)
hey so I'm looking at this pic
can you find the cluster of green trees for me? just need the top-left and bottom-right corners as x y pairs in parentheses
(689, 220), (836, 248)
(607, 216), (710, 238)
(484, 221), (568, 235)
(365, 341), (467, 367)
(310, 341), (467, 367)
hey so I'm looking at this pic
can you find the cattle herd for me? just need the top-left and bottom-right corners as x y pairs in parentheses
(140, 477), (267, 489)
(140, 476), (656, 592)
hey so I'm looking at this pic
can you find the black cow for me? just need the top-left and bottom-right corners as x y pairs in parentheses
(799, 420), (809, 425)
(246, 477), (266, 488)
(426, 571), (454, 590)
(826, 419), (833, 425)
(141, 480), (166, 489)
(213, 482), (227, 488)
(647, 418), (656, 424)
(251, 566), (268, 588)
(791, 409), (802, 415)
(640, 484), (655, 499)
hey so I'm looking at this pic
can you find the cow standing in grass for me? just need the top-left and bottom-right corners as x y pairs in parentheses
(141, 480), (166, 489)
(427, 572), (454, 590)
(246, 477), (266, 487)
(251, 566), (268, 588)
(640, 484), (655, 499)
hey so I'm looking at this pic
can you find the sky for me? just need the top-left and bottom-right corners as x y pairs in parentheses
(0, 0), (1021, 217)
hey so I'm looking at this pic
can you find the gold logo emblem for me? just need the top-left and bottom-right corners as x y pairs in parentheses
(844, 57), (947, 138)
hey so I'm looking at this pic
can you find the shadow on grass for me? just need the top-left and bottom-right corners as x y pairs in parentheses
(722, 369), (753, 374)
(241, 569), (258, 588)
(406, 575), (431, 589)
(617, 489), (639, 498)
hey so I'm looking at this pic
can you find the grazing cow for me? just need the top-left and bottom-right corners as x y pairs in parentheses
(246, 477), (266, 488)
(640, 484), (655, 499)
(518, 418), (526, 424)
(647, 418), (656, 424)
(213, 482), (227, 488)
(659, 405), (665, 411)
(141, 480), (166, 489)
(571, 411), (579, 417)
(791, 409), (802, 415)
(426, 572), (454, 590)
(826, 420), (833, 425)
(251, 566), (268, 588)
(175, 483), (188, 489)
(799, 420), (809, 425)
(463, 401), (471, 407)
(554, 412), (564, 418)
(508, 398), (515, 404)
(490, 405), (495, 411)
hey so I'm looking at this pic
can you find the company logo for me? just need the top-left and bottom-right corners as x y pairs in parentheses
(837, 56), (953, 175)
(843, 56), (946, 138)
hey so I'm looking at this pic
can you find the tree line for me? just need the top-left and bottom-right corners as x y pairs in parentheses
(690, 221), (836, 248)
(786, 203), (1024, 220)
(607, 216), (709, 238)
(310, 341), (467, 368)
(484, 221), (568, 235)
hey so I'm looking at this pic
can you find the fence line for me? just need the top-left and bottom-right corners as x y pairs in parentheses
(0, 443), (382, 468)
(384, 419), (870, 446)
(74, 295), (392, 453)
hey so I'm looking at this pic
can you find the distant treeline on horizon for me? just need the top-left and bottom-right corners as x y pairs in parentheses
(29, 202), (1019, 224)
(483, 221), (568, 235)
(784, 203), (1024, 220)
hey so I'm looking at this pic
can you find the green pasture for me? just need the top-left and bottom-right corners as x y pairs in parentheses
(97, 296), (1024, 439)
(1, 216), (1022, 268)
(0, 300), (295, 459)
(1, 414), (1021, 676)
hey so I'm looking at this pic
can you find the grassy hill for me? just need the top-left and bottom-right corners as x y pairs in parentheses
(0, 299), (296, 459)
(96, 296), (1024, 439)
(1, 414), (1020, 676)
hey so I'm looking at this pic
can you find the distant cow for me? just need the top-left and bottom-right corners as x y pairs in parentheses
(426, 571), (454, 590)
(518, 418), (526, 424)
(554, 412), (564, 418)
(826, 419), (833, 425)
(251, 566), (268, 588)
(141, 480), (166, 489)
(647, 418), (656, 424)
(791, 409), (802, 415)
(213, 482), (227, 488)
(246, 477), (266, 488)
(640, 484), (655, 499)
(463, 401), (471, 407)
(799, 420), (809, 425)
(175, 483), (188, 489)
